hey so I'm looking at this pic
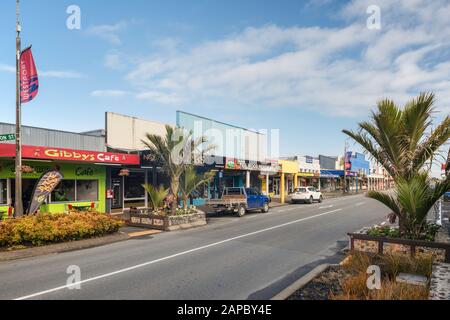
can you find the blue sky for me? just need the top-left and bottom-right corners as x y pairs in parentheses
(0, 0), (449, 169)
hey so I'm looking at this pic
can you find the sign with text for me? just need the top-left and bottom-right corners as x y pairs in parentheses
(28, 170), (63, 215)
(0, 144), (140, 165)
(0, 134), (15, 142)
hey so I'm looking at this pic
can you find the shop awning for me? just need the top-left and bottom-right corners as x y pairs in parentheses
(320, 170), (344, 178)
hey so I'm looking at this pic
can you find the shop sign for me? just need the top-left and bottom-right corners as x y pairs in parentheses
(225, 158), (240, 170)
(0, 143), (140, 165)
(28, 170), (63, 215)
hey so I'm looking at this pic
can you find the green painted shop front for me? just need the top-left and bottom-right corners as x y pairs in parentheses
(0, 160), (106, 218)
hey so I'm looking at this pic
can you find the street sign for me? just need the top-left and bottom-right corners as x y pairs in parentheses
(0, 134), (15, 142)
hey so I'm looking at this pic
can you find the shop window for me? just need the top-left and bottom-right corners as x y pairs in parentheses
(77, 180), (98, 201)
(0, 179), (7, 205)
(124, 172), (145, 199)
(52, 180), (76, 202)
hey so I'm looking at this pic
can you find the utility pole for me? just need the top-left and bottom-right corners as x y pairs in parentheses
(15, 0), (23, 217)
(343, 139), (348, 194)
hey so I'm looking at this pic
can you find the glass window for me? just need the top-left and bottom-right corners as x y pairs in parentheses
(124, 172), (145, 199)
(77, 180), (98, 201)
(0, 179), (7, 205)
(52, 180), (76, 202)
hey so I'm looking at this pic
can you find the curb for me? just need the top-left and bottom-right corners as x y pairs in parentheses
(271, 264), (333, 300)
(0, 232), (130, 263)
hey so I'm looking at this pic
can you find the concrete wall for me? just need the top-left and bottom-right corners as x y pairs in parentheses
(106, 112), (172, 151)
(176, 111), (267, 162)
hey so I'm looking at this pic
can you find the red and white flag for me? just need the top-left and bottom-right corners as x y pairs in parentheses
(20, 46), (39, 104)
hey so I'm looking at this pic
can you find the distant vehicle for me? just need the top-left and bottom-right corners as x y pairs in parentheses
(206, 187), (271, 217)
(290, 187), (323, 204)
(445, 191), (450, 201)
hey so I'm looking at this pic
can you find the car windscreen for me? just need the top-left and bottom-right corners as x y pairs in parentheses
(295, 188), (307, 193)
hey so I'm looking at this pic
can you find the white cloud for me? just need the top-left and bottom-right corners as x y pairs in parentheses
(136, 91), (183, 105)
(91, 90), (129, 98)
(39, 70), (85, 78)
(87, 21), (127, 45)
(122, 0), (450, 115)
(0, 64), (15, 73)
(0, 64), (84, 79)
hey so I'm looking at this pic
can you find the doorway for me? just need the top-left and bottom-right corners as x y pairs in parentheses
(111, 178), (123, 210)
(10, 179), (39, 213)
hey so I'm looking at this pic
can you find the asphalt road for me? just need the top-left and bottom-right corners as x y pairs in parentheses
(0, 194), (389, 300)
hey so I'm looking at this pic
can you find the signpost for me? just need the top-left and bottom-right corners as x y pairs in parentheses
(0, 134), (16, 142)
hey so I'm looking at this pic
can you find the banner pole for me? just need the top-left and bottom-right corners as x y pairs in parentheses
(15, 0), (23, 217)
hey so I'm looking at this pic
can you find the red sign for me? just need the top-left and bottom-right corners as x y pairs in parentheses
(20, 46), (39, 104)
(0, 144), (140, 165)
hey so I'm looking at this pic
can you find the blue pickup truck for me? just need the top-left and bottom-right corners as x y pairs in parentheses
(206, 187), (271, 217)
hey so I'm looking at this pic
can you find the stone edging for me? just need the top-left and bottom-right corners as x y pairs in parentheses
(271, 264), (335, 300)
(0, 232), (130, 263)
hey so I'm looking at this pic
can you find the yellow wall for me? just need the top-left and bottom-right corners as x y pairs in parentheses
(278, 160), (299, 174)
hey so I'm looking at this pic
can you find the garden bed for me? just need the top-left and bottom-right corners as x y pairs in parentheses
(127, 209), (206, 231)
(0, 212), (124, 249)
(288, 252), (433, 300)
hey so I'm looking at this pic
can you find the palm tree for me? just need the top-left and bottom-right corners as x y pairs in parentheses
(343, 92), (450, 237)
(180, 166), (215, 210)
(142, 125), (212, 214)
(143, 184), (169, 213)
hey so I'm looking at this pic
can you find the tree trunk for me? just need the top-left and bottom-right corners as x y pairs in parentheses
(170, 178), (179, 215)
(183, 194), (189, 210)
(398, 214), (408, 236)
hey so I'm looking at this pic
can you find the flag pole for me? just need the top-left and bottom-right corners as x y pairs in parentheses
(15, 0), (23, 217)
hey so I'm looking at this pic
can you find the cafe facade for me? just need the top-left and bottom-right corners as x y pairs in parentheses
(0, 141), (139, 217)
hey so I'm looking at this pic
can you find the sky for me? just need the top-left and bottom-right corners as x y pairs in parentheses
(0, 0), (449, 175)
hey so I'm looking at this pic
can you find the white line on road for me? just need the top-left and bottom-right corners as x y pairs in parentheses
(354, 202), (366, 207)
(14, 208), (343, 301)
(319, 205), (334, 209)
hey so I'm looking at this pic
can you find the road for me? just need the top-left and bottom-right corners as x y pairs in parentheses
(0, 194), (389, 300)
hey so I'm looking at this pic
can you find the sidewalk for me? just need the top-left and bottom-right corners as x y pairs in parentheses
(0, 226), (162, 263)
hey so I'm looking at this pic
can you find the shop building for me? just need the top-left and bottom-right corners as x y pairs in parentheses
(283, 156), (321, 189)
(368, 163), (391, 191)
(0, 122), (138, 217)
(344, 152), (370, 192)
(176, 111), (277, 201)
(319, 155), (342, 192)
(104, 112), (171, 213)
(270, 159), (299, 204)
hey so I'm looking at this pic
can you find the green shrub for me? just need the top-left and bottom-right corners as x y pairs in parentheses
(0, 212), (124, 247)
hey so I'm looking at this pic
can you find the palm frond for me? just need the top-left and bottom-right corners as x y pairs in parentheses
(367, 191), (401, 217)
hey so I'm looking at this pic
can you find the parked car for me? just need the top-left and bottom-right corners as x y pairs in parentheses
(290, 187), (323, 204)
(206, 187), (271, 217)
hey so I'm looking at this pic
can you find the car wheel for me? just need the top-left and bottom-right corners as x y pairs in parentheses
(319, 196), (323, 203)
(262, 203), (269, 213)
(236, 205), (246, 217)
(309, 196), (314, 204)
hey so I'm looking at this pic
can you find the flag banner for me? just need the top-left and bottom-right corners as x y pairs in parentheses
(27, 169), (63, 215)
(20, 46), (39, 104)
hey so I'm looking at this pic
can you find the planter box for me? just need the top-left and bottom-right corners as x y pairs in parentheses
(348, 232), (450, 263)
(127, 210), (207, 231)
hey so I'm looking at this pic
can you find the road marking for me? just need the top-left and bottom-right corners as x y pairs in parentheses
(319, 205), (334, 209)
(354, 202), (366, 207)
(14, 208), (343, 300)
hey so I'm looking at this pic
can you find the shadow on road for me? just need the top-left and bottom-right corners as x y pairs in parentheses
(247, 239), (349, 300)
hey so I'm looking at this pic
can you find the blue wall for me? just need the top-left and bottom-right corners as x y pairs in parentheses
(349, 152), (370, 175)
